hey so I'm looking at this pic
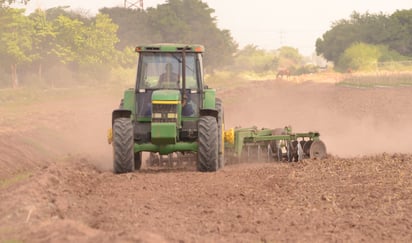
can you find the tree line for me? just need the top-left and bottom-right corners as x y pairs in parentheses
(0, 0), (237, 88)
(1, 0), (411, 88)
(316, 10), (412, 71)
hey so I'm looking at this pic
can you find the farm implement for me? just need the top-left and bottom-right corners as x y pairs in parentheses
(223, 126), (327, 163)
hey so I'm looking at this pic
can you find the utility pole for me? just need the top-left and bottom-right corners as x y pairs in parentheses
(124, 0), (144, 9)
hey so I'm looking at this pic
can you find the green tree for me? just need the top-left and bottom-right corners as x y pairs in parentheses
(148, 0), (237, 70)
(233, 44), (278, 72)
(316, 17), (359, 64)
(100, 7), (150, 49)
(52, 15), (85, 64)
(316, 10), (412, 65)
(390, 9), (412, 56)
(1, 0), (29, 8)
(0, 8), (33, 87)
(146, 0), (189, 42)
(277, 46), (303, 70)
(78, 13), (119, 65)
(117, 46), (136, 68)
(45, 6), (92, 24)
(203, 28), (237, 70)
(49, 13), (121, 83)
(102, 0), (237, 70)
(74, 13), (121, 81)
(28, 9), (56, 78)
(337, 42), (380, 71)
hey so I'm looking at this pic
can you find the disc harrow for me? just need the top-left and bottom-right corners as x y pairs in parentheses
(224, 126), (327, 163)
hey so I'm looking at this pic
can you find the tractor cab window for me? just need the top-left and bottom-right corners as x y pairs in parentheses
(137, 53), (200, 90)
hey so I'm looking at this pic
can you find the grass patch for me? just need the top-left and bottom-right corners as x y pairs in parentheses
(0, 84), (127, 107)
(205, 70), (277, 90)
(337, 72), (412, 88)
(0, 172), (32, 189)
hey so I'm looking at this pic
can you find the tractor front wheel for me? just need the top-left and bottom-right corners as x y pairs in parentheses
(113, 118), (134, 174)
(197, 116), (218, 172)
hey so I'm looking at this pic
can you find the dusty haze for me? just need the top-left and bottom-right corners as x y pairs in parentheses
(1, 78), (411, 242)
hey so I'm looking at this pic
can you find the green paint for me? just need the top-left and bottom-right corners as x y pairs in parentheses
(202, 89), (216, 109)
(151, 123), (177, 145)
(229, 127), (321, 158)
(122, 88), (135, 118)
(152, 89), (181, 101)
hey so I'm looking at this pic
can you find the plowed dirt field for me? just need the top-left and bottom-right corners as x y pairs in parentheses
(1, 79), (411, 242)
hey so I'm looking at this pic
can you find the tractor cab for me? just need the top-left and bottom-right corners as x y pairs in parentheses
(134, 45), (205, 119)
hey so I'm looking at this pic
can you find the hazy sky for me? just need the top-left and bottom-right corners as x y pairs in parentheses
(22, 0), (411, 56)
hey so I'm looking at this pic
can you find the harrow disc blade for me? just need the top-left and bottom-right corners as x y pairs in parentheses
(302, 140), (312, 155)
(309, 140), (327, 159)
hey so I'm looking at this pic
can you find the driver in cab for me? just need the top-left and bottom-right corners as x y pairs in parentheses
(158, 63), (179, 88)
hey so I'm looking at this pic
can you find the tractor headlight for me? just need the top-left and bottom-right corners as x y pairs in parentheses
(152, 113), (162, 119)
(167, 113), (177, 119)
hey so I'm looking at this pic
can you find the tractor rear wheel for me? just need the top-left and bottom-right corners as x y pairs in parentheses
(113, 118), (134, 174)
(216, 98), (225, 169)
(197, 116), (218, 172)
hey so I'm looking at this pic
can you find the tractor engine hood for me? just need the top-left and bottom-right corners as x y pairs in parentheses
(152, 89), (181, 102)
(151, 90), (182, 145)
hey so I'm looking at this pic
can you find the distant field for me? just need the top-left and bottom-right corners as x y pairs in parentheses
(338, 71), (412, 88)
(207, 70), (412, 88)
(0, 85), (125, 106)
(1, 70), (411, 107)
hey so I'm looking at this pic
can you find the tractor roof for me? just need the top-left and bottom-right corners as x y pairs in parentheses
(135, 43), (204, 53)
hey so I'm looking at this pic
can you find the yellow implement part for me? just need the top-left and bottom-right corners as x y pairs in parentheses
(107, 128), (113, 144)
(224, 128), (235, 144)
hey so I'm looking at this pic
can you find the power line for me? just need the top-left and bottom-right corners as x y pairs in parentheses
(124, 0), (144, 9)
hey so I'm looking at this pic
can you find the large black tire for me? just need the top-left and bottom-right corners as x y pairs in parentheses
(197, 116), (218, 172)
(134, 152), (142, 170)
(113, 118), (134, 174)
(216, 98), (225, 169)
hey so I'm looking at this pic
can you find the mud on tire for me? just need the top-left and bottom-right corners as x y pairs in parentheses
(197, 116), (218, 172)
(216, 98), (224, 169)
(113, 118), (134, 174)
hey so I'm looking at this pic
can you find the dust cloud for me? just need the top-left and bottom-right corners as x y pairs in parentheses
(222, 80), (412, 157)
(7, 79), (408, 175)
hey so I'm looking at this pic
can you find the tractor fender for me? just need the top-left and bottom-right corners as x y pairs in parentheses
(112, 109), (132, 125)
(200, 109), (218, 119)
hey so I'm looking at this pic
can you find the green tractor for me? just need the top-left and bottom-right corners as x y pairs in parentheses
(108, 43), (224, 173)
